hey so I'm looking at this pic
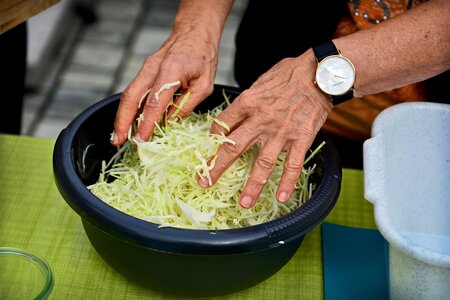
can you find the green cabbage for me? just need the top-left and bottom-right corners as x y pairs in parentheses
(88, 100), (323, 230)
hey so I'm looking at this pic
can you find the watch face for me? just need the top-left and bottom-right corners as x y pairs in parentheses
(315, 55), (355, 96)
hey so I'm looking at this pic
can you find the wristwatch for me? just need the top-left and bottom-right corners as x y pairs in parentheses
(312, 41), (355, 105)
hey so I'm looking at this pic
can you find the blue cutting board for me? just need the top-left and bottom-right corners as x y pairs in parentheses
(321, 222), (389, 300)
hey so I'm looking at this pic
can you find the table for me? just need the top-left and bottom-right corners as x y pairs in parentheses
(0, 134), (376, 299)
(0, 0), (59, 34)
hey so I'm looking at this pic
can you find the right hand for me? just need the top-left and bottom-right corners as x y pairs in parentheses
(111, 27), (219, 146)
(204, 50), (333, 208)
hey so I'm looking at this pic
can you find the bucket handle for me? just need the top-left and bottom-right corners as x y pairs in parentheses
(363, 137), (385, 204)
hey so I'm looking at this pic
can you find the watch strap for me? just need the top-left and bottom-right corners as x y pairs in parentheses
(331, 91), (354, 104)
(312, 41), (339, 62)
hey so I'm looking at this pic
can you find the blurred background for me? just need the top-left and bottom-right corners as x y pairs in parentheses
(22, 0), (247, 138)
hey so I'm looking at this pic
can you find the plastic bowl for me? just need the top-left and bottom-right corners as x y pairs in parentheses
(0, 247), (53, 300)
(53, 84), (342, 296)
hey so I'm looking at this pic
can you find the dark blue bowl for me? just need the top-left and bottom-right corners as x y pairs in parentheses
(53, 84), (341, 296)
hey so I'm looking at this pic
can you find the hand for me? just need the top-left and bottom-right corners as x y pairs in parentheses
(201, 50), (333, 208)
(111, 27), (219, 146)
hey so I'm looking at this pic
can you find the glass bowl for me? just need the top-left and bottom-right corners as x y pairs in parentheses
(0, 247), (53, 300)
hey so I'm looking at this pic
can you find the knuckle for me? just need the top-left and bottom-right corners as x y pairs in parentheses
(144, 98), (161, 110)
(144, 55), (156, 65)
(119, 88), (141, 113)
(121, 88), (134, 103)
(253, 107), (271, 122)
(233, 91), (250, 107)
(246, 178), (265, 192)
(202, 84), (214, 98)
(142, 54), (162, 70)
(279, 57), (292, 65)
(294, 127), (315, 142)
(256, 155), (277, 171)
(160, 59), (180, 74)
(284, 158), (303, 172)
(231, 91), (254, 114)
(194, 82), (214, 100)
(221, 141), (242, 155)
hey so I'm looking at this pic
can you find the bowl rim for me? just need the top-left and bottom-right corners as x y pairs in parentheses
(53, 86), (342, 255)
(0, 246), (54, 299)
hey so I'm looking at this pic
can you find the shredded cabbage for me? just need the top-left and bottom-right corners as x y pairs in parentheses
(88, 101), (323, 230)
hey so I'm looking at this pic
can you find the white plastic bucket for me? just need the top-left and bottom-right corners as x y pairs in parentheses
(364, 102), (450, 299)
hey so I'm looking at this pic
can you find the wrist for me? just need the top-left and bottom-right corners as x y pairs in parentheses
(298, 49), (334, 110)
(173, 1), (233, 47)
(332, 38), (363, 98)
(172, 22), (222, 48)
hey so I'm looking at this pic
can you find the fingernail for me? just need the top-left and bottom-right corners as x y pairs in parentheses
(278, 192), (288, 202)
(241, 196), (253, 208)
(198, 177), (209, 188)
(111, 131), (118, 145)
(133, 133), (144, 143)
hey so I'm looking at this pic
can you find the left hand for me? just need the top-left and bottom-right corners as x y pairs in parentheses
(200, 49), (333, 208)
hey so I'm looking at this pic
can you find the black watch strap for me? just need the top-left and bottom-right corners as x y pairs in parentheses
(312, 41), (339, 62)
(331, 92), (354, 103)
(312, 41), (354, 105)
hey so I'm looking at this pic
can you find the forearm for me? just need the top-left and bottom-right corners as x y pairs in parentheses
(334, 0), (450, 97)
(173, 0), (234, 47)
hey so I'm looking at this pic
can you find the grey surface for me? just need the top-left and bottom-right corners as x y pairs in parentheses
(23, 0), (247, 138)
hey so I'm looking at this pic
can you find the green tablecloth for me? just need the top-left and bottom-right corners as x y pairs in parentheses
(0, 134), (376, 299)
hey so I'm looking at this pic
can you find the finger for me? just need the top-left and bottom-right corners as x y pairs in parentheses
(166, 89), (189, 120)
(210, 93), (250, 135)
(199, 124), (257, 188)
(112, 57), (161, 146)
(167, 79), (214, 119)
(134, 76), (182, 142)
(239, 140), (284, 208)
(276, 141), (308, 203)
